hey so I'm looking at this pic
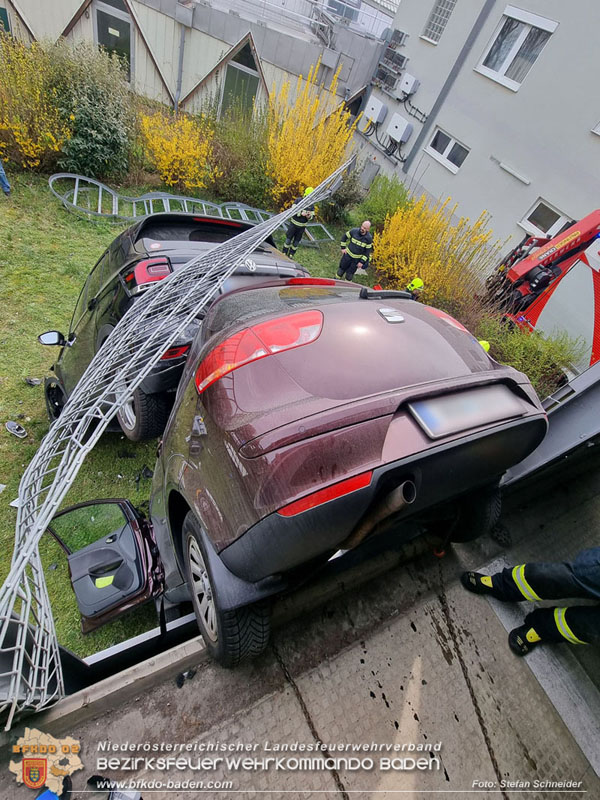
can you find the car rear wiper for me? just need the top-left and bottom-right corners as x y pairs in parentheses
(359, 287), (412, 300)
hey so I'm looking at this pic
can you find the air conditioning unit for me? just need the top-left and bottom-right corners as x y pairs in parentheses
(374, 67), (398, 91)
(382, 48), (408, 72)
(385, 113), (413, 143)
(363, 95), (388, 125)
(390, 29), (408, 47)
(399, 73), (420, 96)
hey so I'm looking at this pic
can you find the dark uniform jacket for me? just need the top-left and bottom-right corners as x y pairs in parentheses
(341, 227), (373, 265)
(289, 197), (315, 228)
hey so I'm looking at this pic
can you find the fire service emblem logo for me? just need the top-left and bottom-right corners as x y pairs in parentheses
(22, 758), (47, 789)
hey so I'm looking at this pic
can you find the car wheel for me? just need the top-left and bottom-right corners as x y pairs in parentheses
(183, 512), (271, 667)
(44, 377), (67, 422)
(449, 482), (502, 543)
(116, 387), (170, 441)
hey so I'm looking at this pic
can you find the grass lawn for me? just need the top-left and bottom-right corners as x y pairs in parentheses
(0, 173), (373, 657)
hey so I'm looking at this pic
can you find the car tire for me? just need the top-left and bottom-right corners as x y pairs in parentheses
(182, 512), (271, 667)
(449, 483), (502, 543)
(116, 388), (170, 441)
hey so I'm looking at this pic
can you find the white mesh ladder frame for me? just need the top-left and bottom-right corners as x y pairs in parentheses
(0, 161), (352, 729)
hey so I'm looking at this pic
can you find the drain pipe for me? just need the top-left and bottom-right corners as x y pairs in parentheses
(402, 0), (497, 174)
(174, 21), (187, 112)
(329, 479), (417, 560)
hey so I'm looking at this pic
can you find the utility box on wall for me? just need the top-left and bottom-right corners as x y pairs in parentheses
(363, 95), (388, 125)
(385, 113), (413, 143)
(399, 73), (420, 96)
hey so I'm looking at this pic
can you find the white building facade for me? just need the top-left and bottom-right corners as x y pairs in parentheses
(0, 0), (392, 114)
(355, 0), (600, 245)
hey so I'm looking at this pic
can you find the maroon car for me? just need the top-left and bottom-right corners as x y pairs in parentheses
(53, 279), (547, 665)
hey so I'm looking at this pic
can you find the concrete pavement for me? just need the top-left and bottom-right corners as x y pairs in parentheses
(2, 452), (599, 799)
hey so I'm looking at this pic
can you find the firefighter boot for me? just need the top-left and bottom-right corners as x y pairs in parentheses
(508, 624), (542, 656)
(461, 571), (498, 596)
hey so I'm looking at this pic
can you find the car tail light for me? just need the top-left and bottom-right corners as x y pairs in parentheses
(286, 278), (336, 286)
(195, 310), (323, 394)
(160, 345), (190, 360)
(424, 306), (469, 332)
(125, 258), (172, 291)
(277, 470), (373, 517)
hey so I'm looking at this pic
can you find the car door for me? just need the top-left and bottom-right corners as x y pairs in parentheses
(46, 500), (164, 633)
(59, 251), (109, 395)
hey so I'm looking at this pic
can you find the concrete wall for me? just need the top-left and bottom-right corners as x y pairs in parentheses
(357, 0), (600, 246)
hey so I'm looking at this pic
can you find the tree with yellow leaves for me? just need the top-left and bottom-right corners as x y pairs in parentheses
(267, 61), (359, 209)
(0, 34), (71, 169)
(372, 195), (504, 326)
(140, 111), (221, 192)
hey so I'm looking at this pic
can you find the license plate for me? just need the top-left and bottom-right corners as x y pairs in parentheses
(408, 384), (525, 439)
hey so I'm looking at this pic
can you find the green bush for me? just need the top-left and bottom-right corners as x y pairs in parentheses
(355, 173), (411, 230)
(477, 316), (585, 400)
(210, 106), (273, 208)
(51, 41), (133, 178)
(318, 168), (364, 224)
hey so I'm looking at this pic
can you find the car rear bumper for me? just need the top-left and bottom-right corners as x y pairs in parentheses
(219, 413), (547, 582)
(139, 355), (187, 395)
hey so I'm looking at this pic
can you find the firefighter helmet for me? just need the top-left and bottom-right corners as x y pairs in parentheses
(407, 277), (424, 292)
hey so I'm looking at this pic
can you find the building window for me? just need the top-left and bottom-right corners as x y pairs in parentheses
(425, 128), (469, 173)
(519, 200), (571, 238)
(220, 43), (260, 117)
(476, 6), (557, 91)
(0, 6), (11, 33)
(94, 0), (132, 81)
(422, 0), (457, 44)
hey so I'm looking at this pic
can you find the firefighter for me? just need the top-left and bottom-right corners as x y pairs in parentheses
(337, 220), (373, 280)
(282, 187), (315, 257)
(461, 547), (600, 656)
(406, 277), (424, 300)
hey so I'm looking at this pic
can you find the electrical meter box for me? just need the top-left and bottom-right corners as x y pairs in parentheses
(363, 95), (388, 125)
(385, 113), (413, 143)
(399, 73), (420, 96)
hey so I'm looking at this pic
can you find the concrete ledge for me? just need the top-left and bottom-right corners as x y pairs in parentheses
(23, 635), (208, 738)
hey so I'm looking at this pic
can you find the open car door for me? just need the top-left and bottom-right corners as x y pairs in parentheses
(47, 500), (164, 633)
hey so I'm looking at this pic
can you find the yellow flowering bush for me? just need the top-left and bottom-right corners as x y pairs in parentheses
(267, 61), (359, 208)
(372, 196), (503, 326)
(140, 112), (220, 191)
(0, 33), (71, 169)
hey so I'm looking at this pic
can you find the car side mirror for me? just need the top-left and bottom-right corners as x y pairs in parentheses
(38, 330), (66, 346)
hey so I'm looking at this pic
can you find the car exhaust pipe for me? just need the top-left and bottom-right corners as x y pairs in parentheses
(329, 479), (417, 561)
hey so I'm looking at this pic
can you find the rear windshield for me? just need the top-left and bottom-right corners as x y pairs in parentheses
(139, 220), (246, 243)
(135, 218), (274, 249)
(205, 285), (361, 338)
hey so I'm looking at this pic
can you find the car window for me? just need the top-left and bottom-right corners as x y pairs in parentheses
(205, 285), (361, 338)
(87, 252), (108, 301)
(69, 251), (108, 332)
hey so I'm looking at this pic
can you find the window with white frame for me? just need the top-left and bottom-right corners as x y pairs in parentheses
(422, 0), (457, 44)
(519, 199), (571, 238)
(94, 0), (132, 81)
(0, 6), (11, 33)
(476, 6), (557, 91)
(425, 128), (469, 173)
(219, 43), (260, 118)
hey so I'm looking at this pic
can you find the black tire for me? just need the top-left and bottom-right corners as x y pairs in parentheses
(182, 512), (271, 667)
(116, 387), (170, 441)
(449, 483), (502, 543)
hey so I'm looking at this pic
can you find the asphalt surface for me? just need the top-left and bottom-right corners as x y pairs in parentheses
(2, 449), (599, 799)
